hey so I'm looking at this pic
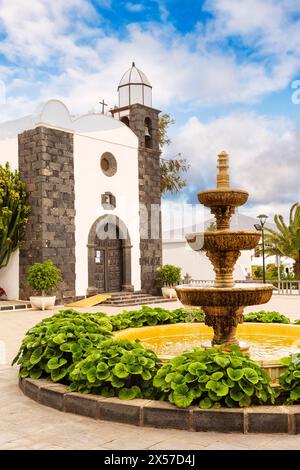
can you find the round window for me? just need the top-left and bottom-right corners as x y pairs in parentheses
(100, 152), (117, 177)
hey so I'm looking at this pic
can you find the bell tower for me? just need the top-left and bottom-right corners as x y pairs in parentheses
(111, 63), (162, 294)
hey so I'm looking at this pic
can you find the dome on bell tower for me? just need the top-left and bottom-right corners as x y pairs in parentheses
(118, 62), (152, 108)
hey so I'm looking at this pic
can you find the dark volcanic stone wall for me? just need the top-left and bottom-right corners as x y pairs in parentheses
(18, 126), (76, 301)
(128, 104), (162, 295)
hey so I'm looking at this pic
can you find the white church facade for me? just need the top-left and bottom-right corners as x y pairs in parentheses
(0, 63), (162, 301)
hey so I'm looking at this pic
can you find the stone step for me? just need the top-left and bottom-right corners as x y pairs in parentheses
(106, 293), (155, 301)
(102, 296), (177, 307)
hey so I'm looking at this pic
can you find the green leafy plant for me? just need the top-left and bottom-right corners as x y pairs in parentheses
(69, 339), (161, 399)
(294, 319), (300, 325)
(244, 310), (290, 324)
(279, 353), (300, 404)
(0, 162), (30, 269)
(109, 306), (205, 331)
(27, 260), (62, 295)
(157, 264), (181, 286)
(153, 346), (276, 409)
(12, 309), (112, 381)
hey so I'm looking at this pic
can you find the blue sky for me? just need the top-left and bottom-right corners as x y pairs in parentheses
(0, 0), (300, 219)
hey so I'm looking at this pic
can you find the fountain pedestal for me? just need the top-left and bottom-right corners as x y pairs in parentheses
(176, 151), (273, 346)
(203, 306), (244, 345)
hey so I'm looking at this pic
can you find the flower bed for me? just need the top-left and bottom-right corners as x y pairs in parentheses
(14, 307), (300, 409)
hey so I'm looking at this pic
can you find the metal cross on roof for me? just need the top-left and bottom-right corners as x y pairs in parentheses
(99, 99), (108, 114)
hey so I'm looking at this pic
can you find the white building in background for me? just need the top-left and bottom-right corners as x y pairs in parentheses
(162, 213), (275, 281)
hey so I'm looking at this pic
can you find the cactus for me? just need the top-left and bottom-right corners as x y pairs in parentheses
(0, 162), (30, 269)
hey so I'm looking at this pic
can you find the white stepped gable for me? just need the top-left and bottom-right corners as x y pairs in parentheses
(0, 99), (132, 140)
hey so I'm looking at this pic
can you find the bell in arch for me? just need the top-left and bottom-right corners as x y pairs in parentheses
(144, 124), (151, 137)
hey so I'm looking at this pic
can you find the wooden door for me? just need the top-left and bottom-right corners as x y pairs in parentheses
(94, 237), (123, 293)
(94, 248), (106, 292)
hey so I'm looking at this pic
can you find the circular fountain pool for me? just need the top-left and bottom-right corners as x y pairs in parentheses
(114, 322), (300, 383)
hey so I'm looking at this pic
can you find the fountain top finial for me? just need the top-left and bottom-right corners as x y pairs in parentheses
(217, 151), (230, 189)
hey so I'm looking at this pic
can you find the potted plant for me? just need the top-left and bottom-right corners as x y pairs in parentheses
(27, 260), (61, 310)
(157, 264), (181, 299)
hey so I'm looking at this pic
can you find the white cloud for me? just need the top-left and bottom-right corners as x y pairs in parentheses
(0, 1), (299, 121)
(125, 2), (145, 12)
(204, 0), (300, 58)
(168, 112), (300, 216)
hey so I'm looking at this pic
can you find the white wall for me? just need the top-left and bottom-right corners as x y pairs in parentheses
(163, 240), (252, 281)
(0, 136), (18, 169)
(74, 130), (141, 295)
(0, 250), (19, 300)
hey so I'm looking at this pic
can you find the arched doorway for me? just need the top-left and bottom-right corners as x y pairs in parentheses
(87, 215), (133, 293)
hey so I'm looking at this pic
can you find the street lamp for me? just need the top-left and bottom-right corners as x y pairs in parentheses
(254, 214), (268, 283)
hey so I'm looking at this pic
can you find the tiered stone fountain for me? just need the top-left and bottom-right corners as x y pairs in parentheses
(175, 151), (273, 347)
(115, 151), (299, 380)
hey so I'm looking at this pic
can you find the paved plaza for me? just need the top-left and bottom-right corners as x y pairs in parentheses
(1, 296), (300, 450)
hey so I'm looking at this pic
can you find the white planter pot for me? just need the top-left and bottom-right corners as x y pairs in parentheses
(29, 296), (56, 311)
(161, 286), (177, 299)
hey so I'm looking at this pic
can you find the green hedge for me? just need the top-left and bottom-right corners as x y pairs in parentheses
(12, 310), (113, 381)
(69, 339), (160, 399)
(279, 353), (300, 404)
(110, 306), (205, 330)
(153, 346), (276, 408)
(244, 310), (290, 324)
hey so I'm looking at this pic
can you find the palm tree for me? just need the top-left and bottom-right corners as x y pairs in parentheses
(264, 203), (300, 276)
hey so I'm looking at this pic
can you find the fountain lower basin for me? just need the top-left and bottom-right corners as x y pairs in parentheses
(175, 283), (273, 307)
(114, 323), (300, 383)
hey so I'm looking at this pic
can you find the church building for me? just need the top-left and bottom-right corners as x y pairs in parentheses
(0, 63), (162, 301)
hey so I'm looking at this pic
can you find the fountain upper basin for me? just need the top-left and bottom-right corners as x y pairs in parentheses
(198, 189), (249, 207)
(175, 283), (273, 307)
(186, 231), (261, 252)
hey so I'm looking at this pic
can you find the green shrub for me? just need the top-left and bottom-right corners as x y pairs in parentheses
(12, 309), (112, 381)
(27, 260), (62, 295)
(69, 339), (161, 399)
(279, 354), (300, 404)
(244, 310), (290, 324)
(153, 346), (276, 409)
(294, 319), (300, 325)
(109, 306), (205, 331)
(157, 264), (181, 285)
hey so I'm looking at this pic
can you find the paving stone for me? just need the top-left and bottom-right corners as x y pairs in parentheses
(98, 397), (147, 426)
(293, 406), (300, 434)
(39, 383), (67, 411)
(191, 408), (244, 433)
(143, 401), (190, 430)
(23, 378), (40, 401)
(247, 407), (289, 433)
(64, 392), (104, 418)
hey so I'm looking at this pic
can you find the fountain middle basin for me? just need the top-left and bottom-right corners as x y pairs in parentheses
(114, 322), (300, 383)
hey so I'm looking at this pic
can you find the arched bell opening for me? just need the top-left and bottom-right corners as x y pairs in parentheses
(144, 117), (153, 149)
